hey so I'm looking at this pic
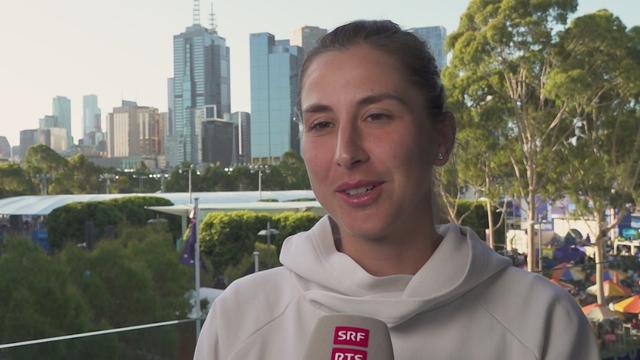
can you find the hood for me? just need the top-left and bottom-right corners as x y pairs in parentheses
(279, 216), (512, 327)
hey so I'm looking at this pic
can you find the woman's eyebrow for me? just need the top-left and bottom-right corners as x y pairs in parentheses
(357, 93), (410, 109)
(302, 103), (332, 114)
(303, 93), (409, 114)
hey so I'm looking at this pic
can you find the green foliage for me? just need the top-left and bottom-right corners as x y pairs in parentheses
(47, 196), (176, 252)
(199, 211), (321, 282)
(0, 237), (107, 360)
(223, 242), (280, 284)
(455, 200), (505, 247)
(0, 163), (36, 198)
(22, 144), (73, 194)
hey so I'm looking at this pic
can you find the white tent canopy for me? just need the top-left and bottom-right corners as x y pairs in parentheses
(0, 190), (317, 216)
(147, 201), (324, 217)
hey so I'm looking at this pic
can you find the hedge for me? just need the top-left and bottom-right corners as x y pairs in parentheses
(47, 196), (175, 252)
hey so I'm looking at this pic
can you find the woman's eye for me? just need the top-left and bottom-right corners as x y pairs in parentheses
(366, 113), (390, 122)
(309, 120), (333, 131)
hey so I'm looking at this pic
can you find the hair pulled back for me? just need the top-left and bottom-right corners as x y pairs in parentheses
(299, 20), (446, 118)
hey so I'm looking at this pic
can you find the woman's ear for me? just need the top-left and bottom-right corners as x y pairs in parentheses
(433, 111), (456, 166)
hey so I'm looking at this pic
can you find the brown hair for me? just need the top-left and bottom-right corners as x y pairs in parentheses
(298, 20), (446, 117)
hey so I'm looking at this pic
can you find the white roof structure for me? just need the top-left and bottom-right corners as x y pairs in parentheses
(148, 201), (325, 217)
(0, 190), (317, 216)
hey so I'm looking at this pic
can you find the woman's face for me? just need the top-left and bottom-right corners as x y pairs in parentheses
(300, 45), (451, 241)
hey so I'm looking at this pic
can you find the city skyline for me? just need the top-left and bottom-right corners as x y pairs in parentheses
(1, 0), (639, 147)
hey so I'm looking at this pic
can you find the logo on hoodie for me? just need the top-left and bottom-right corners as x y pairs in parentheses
(331, 348), (367, 360)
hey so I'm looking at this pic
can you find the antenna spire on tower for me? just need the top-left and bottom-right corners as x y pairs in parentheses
(193, 0), (201, 25)
(209, 1), (217, 32)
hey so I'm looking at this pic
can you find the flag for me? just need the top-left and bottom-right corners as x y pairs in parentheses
(180, 209), (197, 266)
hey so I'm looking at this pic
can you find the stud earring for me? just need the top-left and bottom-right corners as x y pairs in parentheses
(437, 153), (444, 160)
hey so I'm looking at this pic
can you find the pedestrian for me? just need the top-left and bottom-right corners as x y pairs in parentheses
(194, 20), (598, 359)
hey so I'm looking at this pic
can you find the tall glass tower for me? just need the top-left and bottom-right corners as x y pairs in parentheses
(250, 33), (303, 164)
(52, 96), (72, 149)
(83, 95), (102, 145)
(167, 21), (230, 167)
(408, 26), (448, 72)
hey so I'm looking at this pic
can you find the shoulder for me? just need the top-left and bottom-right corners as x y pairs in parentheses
(474, 267), (598, 359)
(196, 267), (302, 358)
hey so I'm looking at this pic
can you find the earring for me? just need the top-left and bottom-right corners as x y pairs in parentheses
(437, 153), (444, 160)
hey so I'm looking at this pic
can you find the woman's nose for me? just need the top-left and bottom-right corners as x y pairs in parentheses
(335, 124), (369, 169)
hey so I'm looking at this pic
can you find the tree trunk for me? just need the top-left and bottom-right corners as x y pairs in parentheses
(595, 212), (607, 305)
(527, 192), (536, 272)
(486, 200), (495, 250)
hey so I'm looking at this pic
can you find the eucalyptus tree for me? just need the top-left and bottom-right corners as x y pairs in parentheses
(545, 10), (640, 304)
(446, 0), (578, 269)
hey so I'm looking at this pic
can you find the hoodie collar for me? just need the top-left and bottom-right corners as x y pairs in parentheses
(280, 216), (512, 327)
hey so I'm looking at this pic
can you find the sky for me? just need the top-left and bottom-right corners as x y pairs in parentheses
(1, 0), (639, 148)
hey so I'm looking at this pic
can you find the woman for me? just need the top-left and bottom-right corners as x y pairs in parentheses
(194, 20), (598, 359)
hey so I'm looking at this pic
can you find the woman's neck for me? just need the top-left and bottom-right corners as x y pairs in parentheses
(330, 217), (443, 276)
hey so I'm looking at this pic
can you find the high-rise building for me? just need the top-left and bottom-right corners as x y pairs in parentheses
(107, 101), (164, 158)
(202, 118), (234, 167)
(167, 6), (230, 168)
(19, 129), (38, 160)
(290, 26), (327, 59)
(0, 136), (11, 159)
(230, 111), (250, 165)
(408, 26), (447, 71)
(167, 78), (175, 137)
(83, 95), (102, 145)
(52, 96), (72, 148)
(250, 33), (304, 164)
(107, 101), (140, 157)
(39, 115), (58, 129)
(138, 107), (163, 156)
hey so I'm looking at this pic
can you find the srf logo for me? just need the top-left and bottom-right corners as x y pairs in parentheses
(333, 326), (369, 348)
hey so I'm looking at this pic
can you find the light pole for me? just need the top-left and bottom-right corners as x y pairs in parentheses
(253, 251), (260, 272)
(36, 173), (51, 195)
(132, 174), (148, 193)
(250, 165), (270, 201)
(258, 222), (279, 246)
(99, 173), (117, 194)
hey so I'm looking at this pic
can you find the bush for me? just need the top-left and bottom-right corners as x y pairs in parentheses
(47, 196), (177, 252)
(199, 211), (321, 282)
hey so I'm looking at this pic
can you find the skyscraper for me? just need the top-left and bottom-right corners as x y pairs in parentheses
(0, 136), (11, 159)
(83, 95), (102, 145)
(290, 26), (327, 59)
(250, 33), (303, 164)
(19, 129), (38, 160)
(167, 2), (230, 168)
(52, 96), (72, 148)
(408, 26), (447, 71)
(107, 101), (140, 157)
(230, 111), (250, 165)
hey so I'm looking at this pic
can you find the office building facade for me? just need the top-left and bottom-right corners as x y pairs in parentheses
(0, 136), (10, 159)
(408, 26), (447, 72)
(250, 33), (303, 164)
(83, 95), (102, 145)
(167, 23), (231, 167)
(202, 119), (234, 168)
(230, 111), (250, 165)
(19, 129), (38, 160)
(52, 96), (72, 148)
(290, 26), (327, 59)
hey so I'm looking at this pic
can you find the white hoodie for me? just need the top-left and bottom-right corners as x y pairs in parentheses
(194, 216), (599, 359)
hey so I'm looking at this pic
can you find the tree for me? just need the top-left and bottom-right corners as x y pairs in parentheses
(545, 11), (640, 304)
(0, 237), (101, 360)
(0, 163), (36, 198)
(22, 144), (73, 194)
(68, 154), (103, 194)
(446, 0), (578, 270)
(278, 150), (311, 189)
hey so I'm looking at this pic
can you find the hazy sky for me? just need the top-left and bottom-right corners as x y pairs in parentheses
(1, 0), (638, 147)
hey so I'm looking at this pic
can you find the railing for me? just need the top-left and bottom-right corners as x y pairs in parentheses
(0, 318), (199, 360)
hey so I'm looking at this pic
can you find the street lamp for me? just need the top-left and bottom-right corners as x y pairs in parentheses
(132, 174), (148, 193)
(258, 222), (279, 246)
(99, 173), (118, 194)
(250, 165), (270, 200)
(150, 170), (169, 193)
(36, 173), (52, 195)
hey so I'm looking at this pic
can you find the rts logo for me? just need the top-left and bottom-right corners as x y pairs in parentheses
(331, 348), (367, 360)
